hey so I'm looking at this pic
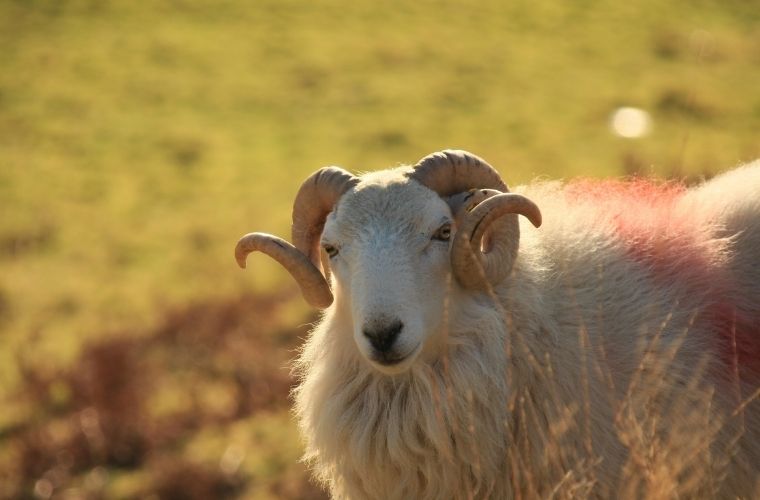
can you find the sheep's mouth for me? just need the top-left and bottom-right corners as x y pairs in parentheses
(374, 352), (410, 366)
(371, 344), (421, 368)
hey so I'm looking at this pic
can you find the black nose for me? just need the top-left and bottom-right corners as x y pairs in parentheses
(363, 320), (403, 353)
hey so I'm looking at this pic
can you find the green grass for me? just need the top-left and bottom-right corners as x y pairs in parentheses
(1, 1), (759, 497)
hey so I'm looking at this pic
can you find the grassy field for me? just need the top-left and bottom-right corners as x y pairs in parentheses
(1, 0), (759, 497)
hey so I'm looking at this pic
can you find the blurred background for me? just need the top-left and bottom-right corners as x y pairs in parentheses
(0, 0), (758, 498)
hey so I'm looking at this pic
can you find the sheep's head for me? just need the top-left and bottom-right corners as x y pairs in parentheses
(235, 150), (541, 374)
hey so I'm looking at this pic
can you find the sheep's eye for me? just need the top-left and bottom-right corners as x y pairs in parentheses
(323, 244), (339, 258)
(432, 223), (452, 242)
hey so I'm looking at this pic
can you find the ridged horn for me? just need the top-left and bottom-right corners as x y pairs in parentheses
(451, 193), (542, 289)
(409, 149), (508, 195)
(235, 166), (357, 309)
(292, 166), (360, 269)
(235, 232), (333, 308)
(409, 150), (541, 289)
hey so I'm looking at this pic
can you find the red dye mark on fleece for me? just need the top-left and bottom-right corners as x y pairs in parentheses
(564, 178), (760, 376)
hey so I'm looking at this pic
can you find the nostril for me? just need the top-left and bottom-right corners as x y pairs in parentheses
(363, 320), (403, 353)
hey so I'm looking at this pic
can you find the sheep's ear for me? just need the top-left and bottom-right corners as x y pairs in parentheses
(319, 246), (332, 283)
(445, 189), (501, 227)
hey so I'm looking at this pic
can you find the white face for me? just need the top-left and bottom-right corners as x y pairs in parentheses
(320, 171), (454, 375)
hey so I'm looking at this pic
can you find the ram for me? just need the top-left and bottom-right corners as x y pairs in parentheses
(235, 150), (760, 499)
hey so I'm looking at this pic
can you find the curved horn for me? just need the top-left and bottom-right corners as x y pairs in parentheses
(451, 193), (542, 289)
(292, 166), (359, 268)
(235, 232), (333, 308)
(409, 149), (542, 290)
(236, 166), (357, 309)
(408, 149), (508, 195)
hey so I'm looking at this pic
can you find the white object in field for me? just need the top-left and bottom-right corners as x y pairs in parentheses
(610, 106), (651, 138)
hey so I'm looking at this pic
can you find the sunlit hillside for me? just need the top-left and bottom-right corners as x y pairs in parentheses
(1, 0), (759, 497)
